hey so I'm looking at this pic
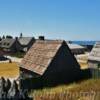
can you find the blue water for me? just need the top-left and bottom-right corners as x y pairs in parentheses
(72, 41), (97, 46)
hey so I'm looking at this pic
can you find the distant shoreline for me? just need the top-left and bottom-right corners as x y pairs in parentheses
(72, 41), (99, 46)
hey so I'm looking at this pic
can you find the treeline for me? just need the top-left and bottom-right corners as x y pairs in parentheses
(0, 33), (23, 40)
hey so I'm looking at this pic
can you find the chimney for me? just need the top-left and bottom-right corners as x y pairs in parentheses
(39, 36), (45, 40)
(15, 37), (18, 40)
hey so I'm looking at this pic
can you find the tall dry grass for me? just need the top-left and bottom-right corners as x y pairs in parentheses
(0, 62), (19, 78)
(30, 79), (100, 100)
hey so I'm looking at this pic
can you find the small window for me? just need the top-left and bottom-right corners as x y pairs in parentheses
(7, 43), (9, 45)
(4, 43), (6, 45)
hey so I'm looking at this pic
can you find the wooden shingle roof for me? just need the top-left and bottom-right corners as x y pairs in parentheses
(88, 42), (100, 62)
(18, 37), (34, 46)
(67, 43), (85, 50)
(20, 40), (64, 75)
(0, 38), (16, 48)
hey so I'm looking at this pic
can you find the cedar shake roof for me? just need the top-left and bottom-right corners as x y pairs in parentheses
(67, 43), (85, 50)
(18, 37), (34, 46)
(0, 38), (16, 48)
(20, 40), (64, 75)
(88, 42), (100, 62)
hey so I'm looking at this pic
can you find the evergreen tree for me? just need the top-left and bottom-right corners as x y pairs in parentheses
(20, 33), (23, 38)
(6, 35), (13, 39)
(2, 35), (5, 39)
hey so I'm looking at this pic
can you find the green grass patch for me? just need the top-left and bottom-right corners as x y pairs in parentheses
(7, 52), (25, 58)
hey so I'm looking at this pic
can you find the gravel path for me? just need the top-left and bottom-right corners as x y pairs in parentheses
(4, 56), (22, 63)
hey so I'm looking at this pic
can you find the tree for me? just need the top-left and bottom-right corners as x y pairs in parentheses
(0, 37), (1, 41)
(6, 35), (13, 39)
(2, 35), (5, 39)
(20, 33), (23, 38)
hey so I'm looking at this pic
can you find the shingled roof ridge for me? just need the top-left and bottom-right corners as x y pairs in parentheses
(19, 39), (66, 75)
(88, 41), (100, 62)
(36, 39), (64, 43)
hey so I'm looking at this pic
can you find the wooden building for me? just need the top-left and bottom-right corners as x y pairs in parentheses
(67, 43), (86, 55)
(0, 50), (5, 60)
(0, 38), (20, 52)
(18, 37), (35, 52)
(19, 40), (81, 89)
(88, 42), (100, 78)
(0, 37), (35, 53)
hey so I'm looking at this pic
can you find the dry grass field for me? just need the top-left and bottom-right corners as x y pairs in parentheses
(79, 62), (88, 69)
(0, 62), (19, 78)
(31, 79), (100, 100)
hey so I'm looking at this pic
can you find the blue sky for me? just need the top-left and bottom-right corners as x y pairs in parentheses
(0, 0), (100, 40)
